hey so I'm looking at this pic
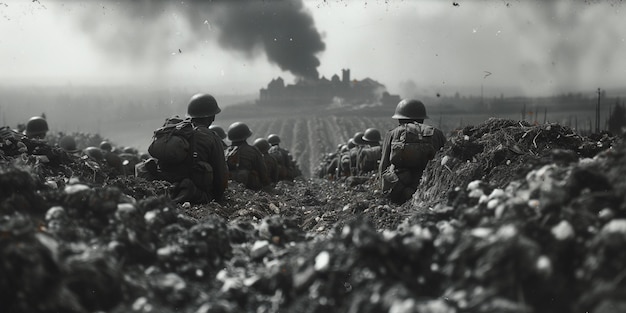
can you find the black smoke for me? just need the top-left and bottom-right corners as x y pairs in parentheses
(75, 0), (325, 80)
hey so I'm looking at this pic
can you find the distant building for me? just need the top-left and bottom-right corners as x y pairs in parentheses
(257, 69), (399, 106)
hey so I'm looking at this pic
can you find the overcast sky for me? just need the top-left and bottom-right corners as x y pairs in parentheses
(1, 0), (625, 97)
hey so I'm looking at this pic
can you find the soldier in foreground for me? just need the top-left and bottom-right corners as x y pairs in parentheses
(142, 93), (228, 203)
(225, 122), (270, 191)
(379, 99), (446, 204)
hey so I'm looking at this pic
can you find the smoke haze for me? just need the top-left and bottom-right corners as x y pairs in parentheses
(74, 0), (324, 80)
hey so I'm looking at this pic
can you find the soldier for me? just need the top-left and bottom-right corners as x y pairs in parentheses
(225, 122), (270, 190)
(142, 93), (228, 203)
(58, 135), (80, 154)
(253, 137), (279, 184)
(209, 125), (228, 150)
(267, 134), (300, 180)
(24, 116), (48, 140)
(379, 99), (446, 204)
(349, 131), (367, 176)
(357, 128), (383, 175)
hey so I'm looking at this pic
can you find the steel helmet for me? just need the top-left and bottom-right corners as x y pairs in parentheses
(59, 136), (77, 151)
(352, 132), (366, 146)
(83, 146), (104, 161)
(209, 125), (227, 140)
(25, 116), (48, 138)
(227, 122), (252, 142)
(187, 93), (221, 118)
(362, 128), (382, 143)
(392, 99), (429, 120)
(99, 141), (112, 152)
(267, 134), (281, 145)
(253, 138), (271, 153)
(123, 146), (137, 154)
(347, 138), (356, 149)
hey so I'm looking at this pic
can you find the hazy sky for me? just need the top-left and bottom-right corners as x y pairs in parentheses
(1, 0), (625, 97)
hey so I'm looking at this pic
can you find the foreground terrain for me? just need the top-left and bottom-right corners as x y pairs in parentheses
(1, 118), (625, 313)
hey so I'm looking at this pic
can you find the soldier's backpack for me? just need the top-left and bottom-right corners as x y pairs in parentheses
(389, 122), (436, 169)
(148, 117), (195, 165)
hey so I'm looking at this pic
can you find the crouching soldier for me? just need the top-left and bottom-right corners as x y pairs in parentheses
(379, 99), (446, 204)
(254, 137), (279, 184)
(225, 122), (270, 191)
(357, 128), (383, 175)
(138, 93), (228, 204)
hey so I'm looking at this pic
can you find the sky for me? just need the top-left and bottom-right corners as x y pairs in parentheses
(0, 0), (625, 98)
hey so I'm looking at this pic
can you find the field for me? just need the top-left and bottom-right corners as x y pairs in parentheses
(104, 103), (603, 178)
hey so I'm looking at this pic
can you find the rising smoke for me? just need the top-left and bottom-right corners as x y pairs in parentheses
(75, 0), (325, 80)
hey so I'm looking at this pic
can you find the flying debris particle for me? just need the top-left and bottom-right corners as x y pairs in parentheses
(179, 49), (182, 53)
(453, 2), (460, 6)
(484, 71), (492, 78)
(436, 93), (441, 98)
(204, 20), (213, 31)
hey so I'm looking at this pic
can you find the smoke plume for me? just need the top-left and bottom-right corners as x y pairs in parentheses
(75, 0), (325, 80)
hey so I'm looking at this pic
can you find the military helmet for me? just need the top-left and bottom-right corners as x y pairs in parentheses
(59, 136), (77, 151)
(253, 138), (271, 153)
(209, 125), (227, 140)
(392, 99), (429, 120)
(362, 128), (382, 143)
(267, 134), (281, 145)
(352, 131), (367, 146)
(227, 122), (252, 142)
(99, 141), (112, 152)
(187, 93), (221, 118)
(347, 138), (356, 149)
(123, 146), (137, 154)
(83, 146), (104, 161)
(25, 116), (48, 138)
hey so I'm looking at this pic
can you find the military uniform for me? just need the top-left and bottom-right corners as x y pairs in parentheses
(269, 145), (297, 180)
(378, 122), (445, 203)
(154, 127), (228, 203)
(226, 142), (270, 190)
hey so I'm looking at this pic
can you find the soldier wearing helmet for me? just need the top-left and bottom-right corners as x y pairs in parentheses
(343, 132), (366, 176)
(59, 135), (79, 153)
(254, 137), (279, 183)
(139, 93), (227, 203)
(267, 134), (300, 180)
(357, 128), (383, 175)
(379, 99), (446, 203)
(225, 122), (270, 190)
(209, 125), (228, 150)
(24, 116), (48, 139)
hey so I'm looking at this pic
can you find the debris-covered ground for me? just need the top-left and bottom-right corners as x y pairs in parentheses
(1, 118), (625, 313)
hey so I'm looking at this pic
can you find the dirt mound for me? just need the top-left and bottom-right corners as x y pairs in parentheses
(1, 119), (625, 313)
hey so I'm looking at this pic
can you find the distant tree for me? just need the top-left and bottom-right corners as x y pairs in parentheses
(607, 101), (626, 134)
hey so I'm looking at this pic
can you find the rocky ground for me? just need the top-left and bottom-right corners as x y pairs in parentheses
(1, 118), (625, 313)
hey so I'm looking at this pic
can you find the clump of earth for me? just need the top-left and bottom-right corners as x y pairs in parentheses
(1, 118), (625, 313)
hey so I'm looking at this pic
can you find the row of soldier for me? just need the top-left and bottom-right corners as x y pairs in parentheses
(136, 93), (301, 203)
(317, 127), (383, 179)
(7, 115), (146, 177)
(12, 96), (444, 205)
